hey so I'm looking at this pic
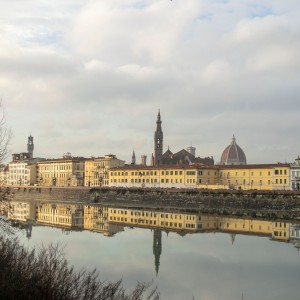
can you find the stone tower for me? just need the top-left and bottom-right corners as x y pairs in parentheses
(141, 155), (147, 166)
(27, 134), (34, 158)
(154, 110), (163, 166)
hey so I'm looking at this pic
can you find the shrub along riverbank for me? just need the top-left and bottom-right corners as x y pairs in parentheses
(0, 235), (158, 300)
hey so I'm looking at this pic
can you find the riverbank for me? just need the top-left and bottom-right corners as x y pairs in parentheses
(6, 186), (300, 220)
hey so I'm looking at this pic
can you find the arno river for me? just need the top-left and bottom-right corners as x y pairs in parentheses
(5, 201), (300, 300)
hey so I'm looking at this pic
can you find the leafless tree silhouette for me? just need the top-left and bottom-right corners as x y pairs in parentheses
(0, 237), (159, 300)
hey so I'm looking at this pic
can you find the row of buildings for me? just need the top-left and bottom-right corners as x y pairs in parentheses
(6, 200), (300, 247)
(1, 112), (300, 190)
(3, 146), (299, 190)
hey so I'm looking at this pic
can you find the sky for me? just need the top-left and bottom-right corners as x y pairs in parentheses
(0, 0), (299, 165)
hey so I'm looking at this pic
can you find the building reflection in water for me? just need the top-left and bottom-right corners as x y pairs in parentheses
(3, 200), (300, 275)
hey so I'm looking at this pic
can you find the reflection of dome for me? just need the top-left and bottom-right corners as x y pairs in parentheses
(220, 135), (247, 165)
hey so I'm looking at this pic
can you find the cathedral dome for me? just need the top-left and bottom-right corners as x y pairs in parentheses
(220, 135), (247, 165)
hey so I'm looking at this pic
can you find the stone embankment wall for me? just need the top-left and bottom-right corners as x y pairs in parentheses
(9, 187), (91, 203)
(8, 186), (300, 219)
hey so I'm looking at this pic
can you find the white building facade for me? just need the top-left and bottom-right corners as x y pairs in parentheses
(291, 157), (300, 190)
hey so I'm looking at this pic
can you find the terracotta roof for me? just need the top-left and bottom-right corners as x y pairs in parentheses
(110, 164), (219, 171)
(219, 163), (290, 169)
(220, 135), (247, 165)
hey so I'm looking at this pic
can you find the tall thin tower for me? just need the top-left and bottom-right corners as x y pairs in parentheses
(153, 229), (162, 276)
(27, 134), (34, 158)
(154, 110), (163, 166)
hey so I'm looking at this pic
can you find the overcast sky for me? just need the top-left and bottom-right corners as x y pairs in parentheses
(1, 0), (299, 164)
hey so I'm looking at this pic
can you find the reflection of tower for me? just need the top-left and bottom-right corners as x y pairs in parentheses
(27, 134), (34, 158)
(26, 223), (32, 240)
(230, 233), (236, 245)
(154, 110), (163, 166)
(153, 229), (162, 276)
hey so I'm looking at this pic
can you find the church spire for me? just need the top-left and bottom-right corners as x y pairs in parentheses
(154, 110), (163, 166)
(131, 149), (136, 165)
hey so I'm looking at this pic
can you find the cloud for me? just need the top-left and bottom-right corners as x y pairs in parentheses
(0, 0), (299, 164)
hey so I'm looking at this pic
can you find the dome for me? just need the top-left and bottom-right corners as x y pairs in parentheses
(220, 135), (247, 165)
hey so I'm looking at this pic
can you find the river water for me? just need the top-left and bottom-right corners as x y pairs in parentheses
(5, 201), (300, 300)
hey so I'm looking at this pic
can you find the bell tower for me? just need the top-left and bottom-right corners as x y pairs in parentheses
(154, 110), (163, 166)
(27, 134), (34, 158)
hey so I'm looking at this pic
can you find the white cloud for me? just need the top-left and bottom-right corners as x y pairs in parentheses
(0, 0), (299, 164)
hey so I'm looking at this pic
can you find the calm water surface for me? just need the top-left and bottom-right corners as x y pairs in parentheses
(15, 223), (300, 300)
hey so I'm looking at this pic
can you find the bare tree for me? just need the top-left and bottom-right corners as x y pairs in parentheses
(0, 99), (12, 231)
(0, 237), (159, 300)
(0, 99), (12, 166)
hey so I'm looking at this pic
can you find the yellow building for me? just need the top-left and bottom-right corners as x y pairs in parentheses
(218, 217), (273, 236)
(107, 206), (219, 232)
(84, 205), (124, 236)
(84, 155), (125, 187)
(37, 153), (85, 187)
(218, 164), (290, 190)
(36, 202), (84, 229)
(109, 163), (290, 190)
(106, 206), (289, 241)
(109, 165), (219, 189)
(272, 221), (290, 241)
(7, 201), (36, 222)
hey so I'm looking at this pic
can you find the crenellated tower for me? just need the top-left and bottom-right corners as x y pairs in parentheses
(27, 134), (34, 158)
(154, 110), (163, 166)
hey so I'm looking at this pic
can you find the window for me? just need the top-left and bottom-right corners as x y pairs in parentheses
(186, 171), (196, 175)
